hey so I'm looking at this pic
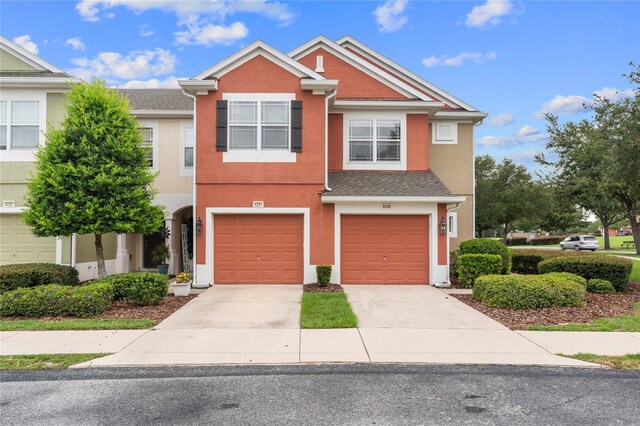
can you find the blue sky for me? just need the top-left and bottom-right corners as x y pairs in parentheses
(2, 0), (638, 169)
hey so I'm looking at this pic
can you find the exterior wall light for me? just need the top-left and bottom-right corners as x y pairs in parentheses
(440, 216), (447, 235)
(196, 217), (203, 235)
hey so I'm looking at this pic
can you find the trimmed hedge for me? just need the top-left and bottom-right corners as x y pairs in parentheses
(538, 255), (632, 292)
(0, 263), (79, 293)
(450, 249), (460, 280)
(506, 237), (528, 246)
(121, 272), (169, 306)
(316, 265), (332, 287)
(457, 254), (502, 288)
(473, 274), (586, 309)
(529, 236), (565, 246)
(542, 272), (587, 289)
(511, 249), (594, 275)
(459, 239), (512, 274)
(0, 282), (114, 317)
(587, 279), (616, 294)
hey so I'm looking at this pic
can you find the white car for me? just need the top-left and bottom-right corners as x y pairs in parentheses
(560, 235), (599, 251)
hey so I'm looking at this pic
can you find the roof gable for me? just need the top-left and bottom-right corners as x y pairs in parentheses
(193, 40), (324, 81)
(336, 35), (479, 112)
(0, 35), (64, 73)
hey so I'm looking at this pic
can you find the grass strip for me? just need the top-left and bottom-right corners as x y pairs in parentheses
(0, 318), (154, 331)
(560, 353), (640, 370)
(300, 292), (358, 329)
(0, 353), (109, 370)
(528, 302), (640, 332)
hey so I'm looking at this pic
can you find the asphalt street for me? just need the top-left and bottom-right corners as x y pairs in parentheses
(1, 364), (639, 425)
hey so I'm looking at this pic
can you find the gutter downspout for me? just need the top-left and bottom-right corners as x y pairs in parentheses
(182, 89), (202, 287)
(439, 202), (461, 288)
(324, 89), (337, 192)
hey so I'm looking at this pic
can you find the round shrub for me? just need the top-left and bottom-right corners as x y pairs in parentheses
(316, 265), (332, 287)
(459, 239), (512, 274)
(587, 279), (616, 294)
(0, 288), (30, 316)
(542, 272), (587, 288)
(511, 249), (594, 274)
(0, 285), (74, 317)
(473, 274), (586, 309)
(538, 255), (632, 292)
(125, 272), (169, 306)
(0, 263), (79, 293)
(457, 254), (502, 288)
(69, 282), (114, 317)
(101, 273), (135, 300)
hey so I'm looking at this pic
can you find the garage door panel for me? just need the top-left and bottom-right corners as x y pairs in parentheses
(1, 215), (56, 266)
(214, 214), (303, 284)
(341, 215), (429, 285)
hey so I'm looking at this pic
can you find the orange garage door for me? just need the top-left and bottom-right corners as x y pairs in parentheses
(214, 214), (303, 284)
(341, 215), (429, 284)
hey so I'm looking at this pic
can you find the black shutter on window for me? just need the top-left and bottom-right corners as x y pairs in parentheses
(291, 100), (302, 153)
(216, 100), (228, 152)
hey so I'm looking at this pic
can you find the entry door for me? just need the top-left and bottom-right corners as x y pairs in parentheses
(214, 214), (303, 284)
(341, 215), (429, 284)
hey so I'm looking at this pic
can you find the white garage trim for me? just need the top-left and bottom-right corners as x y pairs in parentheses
(197, 207), (311, 287)
(333, 202), (446, 285)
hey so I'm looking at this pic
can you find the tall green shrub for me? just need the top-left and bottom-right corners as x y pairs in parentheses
(457, 254), (502, 288)
(316, 265), (332, 287)
(459, 239), (512, 274)
(538, 255), (632, 292)
(0, 263), (79, 293)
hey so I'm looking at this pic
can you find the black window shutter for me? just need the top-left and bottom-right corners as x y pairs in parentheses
(291, 100), (302, 153)
(216, 100), (228, 152)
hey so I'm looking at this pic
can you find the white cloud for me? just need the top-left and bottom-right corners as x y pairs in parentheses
(509, 150), (539, 161)
(594, 87), (634, 102)
(422, 51), (497, 68)
(476, 133), (546, 147)
(465, 0), (514, 29)
(65, 37), (85, 51)
(518, 125), (539, 136)
(70, 48), (177, 80)
(374, 0), (409, 33)
(535, 87), (634, 119)
(139, 24), (154, 37)
(489, 112), (516, 126)
(119, 76), (181, 89)
(174, 22), (249, 46)
(13, 35), (38, 54)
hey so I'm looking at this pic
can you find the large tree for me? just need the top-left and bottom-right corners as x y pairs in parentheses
(24, 80), (165, 277)
(475, 155), (540, 241)
(540, 64), (640, 253)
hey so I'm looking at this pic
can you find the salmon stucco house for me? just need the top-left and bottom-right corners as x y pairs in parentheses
(179, 36), (486, 287)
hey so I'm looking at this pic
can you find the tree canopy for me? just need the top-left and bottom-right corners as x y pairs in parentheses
(24, 80), (165, 277)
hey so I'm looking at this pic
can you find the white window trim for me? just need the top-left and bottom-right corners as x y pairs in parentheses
(343, 112), (407, 171)
(138, 120), (159, 171)
(448, 211), (458, 238)
(432, 121), (458, 145)
(180, 120), (194, 176)
(0, 89), (46, 162)
(222, 93), (297, 163)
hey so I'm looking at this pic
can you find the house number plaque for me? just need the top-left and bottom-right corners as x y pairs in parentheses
(382, 204), (391, 209)
(253, 201), (264, 208)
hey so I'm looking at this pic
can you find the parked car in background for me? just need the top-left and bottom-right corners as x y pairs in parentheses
(560, 235), (599, 251)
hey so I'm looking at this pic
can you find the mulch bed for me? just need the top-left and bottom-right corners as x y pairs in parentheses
(454, 282), (640, 330)
(303, 284), (344, 293)
(2, 295), (197, 324)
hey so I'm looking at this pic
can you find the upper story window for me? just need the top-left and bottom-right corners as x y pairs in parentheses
(0, 100), (40, 150)
(183, 126), (194, 168)
(138, 127), (154, 167)
(343, 113), (406, 171)
(229, 100), (290, 151)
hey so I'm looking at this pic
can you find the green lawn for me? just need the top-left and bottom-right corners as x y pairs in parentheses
(528, 302), (640, 332)
(300, 292), (358, 329)
(561, 353), (640, 370)
(631, 261), (640, 282)
(0, 353), (108, 370)
(596, 236), (636, 250)
(0, 318), (154, 331)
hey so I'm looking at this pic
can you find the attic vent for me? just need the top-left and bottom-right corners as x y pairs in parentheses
(315, 55), (324, 73)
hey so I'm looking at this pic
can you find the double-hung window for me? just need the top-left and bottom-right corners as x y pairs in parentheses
(348, 118), (401, 163)
(229, 100), (290, 151)
(183, 126), (194, 168)
(138, 127), (154, 167)
(0, 100), (40, 150)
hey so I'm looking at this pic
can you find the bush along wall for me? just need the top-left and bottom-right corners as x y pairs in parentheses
(529, 236), (566, 246)
(0, 263), (79, 293)
(316, 265), (332, 287)
(511, 249), (594, 275)
(538, 255), (632, 292)
(457, 254), (502, 288)
(506, 237), (528, 246)
(459, 239), (512, 274)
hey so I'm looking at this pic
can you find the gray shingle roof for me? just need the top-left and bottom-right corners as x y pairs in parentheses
(0, 71), (73, 78)
(324, 170), (453, 197)
(117, 89), (193, 111)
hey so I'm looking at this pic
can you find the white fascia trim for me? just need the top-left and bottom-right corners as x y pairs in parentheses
(288, 36), (430, 102)
(434, 111), (489, 119)
(301, 79), (339, 94)
(205, 207), (313, 285)
(332, 100), (443, 113)
(193, 41), (324, 81)
(336, 35), (478, 112)
(0, 207), (26, 213)
(177, 80), (217, 95)
(0, 77), (82, 89)
(322, 196), (467, 204)
(0, 36), (64, 73)
(131, 110), (193, 117)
